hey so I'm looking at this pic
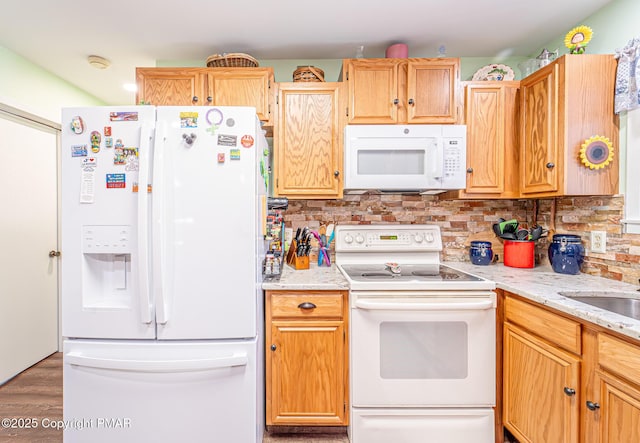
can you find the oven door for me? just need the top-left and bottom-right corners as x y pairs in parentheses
(350, 291), (496, 407)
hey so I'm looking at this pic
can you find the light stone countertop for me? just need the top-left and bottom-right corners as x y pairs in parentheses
(262, 260), (640, 341)
(445, 262), (640, 341)
(262, 262), (350, 291)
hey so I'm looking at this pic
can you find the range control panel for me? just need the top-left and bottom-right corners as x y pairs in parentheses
(335, 225), (442, 252)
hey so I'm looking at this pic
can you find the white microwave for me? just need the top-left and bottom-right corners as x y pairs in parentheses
(344, 124), (467, 193)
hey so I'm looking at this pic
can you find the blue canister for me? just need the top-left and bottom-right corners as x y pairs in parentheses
(548, 234), (585, 275)
(470, 241), (493, 265)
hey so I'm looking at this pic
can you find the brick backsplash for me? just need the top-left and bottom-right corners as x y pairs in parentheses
(283, 193), (640, 285)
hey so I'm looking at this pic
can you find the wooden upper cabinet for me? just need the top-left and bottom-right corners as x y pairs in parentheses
(519, 54), (619, 197)
(407, 59), (459, 123)
(136, 68), (206, 106)
(459, 81), (520, 198)
(206, 68), (274, 124)
(343, 58), (459, 124)
(135, 67), (274, 124)
(274, 82), (344, 199)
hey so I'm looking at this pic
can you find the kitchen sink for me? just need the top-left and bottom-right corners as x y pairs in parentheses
(559, 291), (640, 321)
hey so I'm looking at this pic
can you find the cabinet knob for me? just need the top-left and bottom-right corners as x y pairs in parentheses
(586, 400), (600, 411)
(270, 344), (277, 351)
(192, 96), (198, 103)
(466, 167), (473, 173)
(393, 98), (399, 105)
(546, 162), (555, 169)
(408, 98), (415, 105)
(334, 170), (340, 177)
(563, 387), (576, 396)
(207, 96), (213, 103)
(298, 302), (317, 310)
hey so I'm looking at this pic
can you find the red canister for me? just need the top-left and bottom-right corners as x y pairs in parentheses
(503, 240), (535, 268)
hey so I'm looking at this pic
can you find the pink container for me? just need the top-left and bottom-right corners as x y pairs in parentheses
(385, 43), (408, 58)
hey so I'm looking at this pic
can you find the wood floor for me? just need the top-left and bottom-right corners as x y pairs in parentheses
(0, 353), (348, 443)
(0, 352), (63, 443)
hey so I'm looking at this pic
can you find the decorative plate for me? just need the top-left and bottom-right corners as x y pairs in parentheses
(472, 63), (515, 81)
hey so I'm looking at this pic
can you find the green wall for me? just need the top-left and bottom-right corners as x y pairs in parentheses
(0, 46), (104, 122)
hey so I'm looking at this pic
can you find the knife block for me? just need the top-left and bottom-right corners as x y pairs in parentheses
(286, 240), (310, 270)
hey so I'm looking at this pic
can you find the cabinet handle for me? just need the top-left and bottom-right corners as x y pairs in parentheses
(466, 167), (473, 173)
(393, 99), (399, 105)
(192, 96), (198, 103)
(563, 387), (576, 396)
(408, 98), (415, 105)
(298, 302), (316, 310)
(334, 170), (340, 177)
(586, 400), (600, 411)
(546, 162), (555, 169)
(206, 96), (213, 103)
(270, 344), (277, 351)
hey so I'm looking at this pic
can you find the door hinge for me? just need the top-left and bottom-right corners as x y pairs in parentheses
(346, 72), (349, 81)
(346, 107), (349, 117)
(276, 95), (279, 105)
(268, 79), (271, 89)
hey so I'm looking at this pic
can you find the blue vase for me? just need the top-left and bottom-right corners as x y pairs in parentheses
(548, 234), (584, 275)
(470, 241), (493, 266)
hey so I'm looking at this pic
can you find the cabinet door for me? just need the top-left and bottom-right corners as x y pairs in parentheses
(274, 83), (343, 199)
(520, 64), (560, 195)
(503, 322), (580, 443)
(464, 84), (505, 194)
(407, 59), (458, 123)
(135, 68), (206, 105)
(268, 320), (346, 425)
(207, 68), (273, 123)
(596, 374), (640, 443)
(345, 59), (400, 124)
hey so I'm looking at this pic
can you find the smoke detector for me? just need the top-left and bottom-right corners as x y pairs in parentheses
(87, 55), (111, 69)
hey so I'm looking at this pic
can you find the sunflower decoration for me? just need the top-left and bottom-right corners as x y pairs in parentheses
(579, 135), (614, 170)
(565, 25), (593, 54)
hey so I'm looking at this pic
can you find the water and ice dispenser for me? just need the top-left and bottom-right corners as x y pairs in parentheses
(81, 225), (134, 308)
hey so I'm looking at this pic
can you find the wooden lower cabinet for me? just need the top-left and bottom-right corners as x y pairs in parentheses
(265, 290), (348, 426)
(503, 292), (640, 443)
(503, 322), (580, 443)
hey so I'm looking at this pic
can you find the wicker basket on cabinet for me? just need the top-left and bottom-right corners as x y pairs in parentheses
(206, 53), (259, 68)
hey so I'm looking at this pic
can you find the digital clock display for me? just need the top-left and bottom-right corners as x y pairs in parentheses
(379, 235), (398, 240)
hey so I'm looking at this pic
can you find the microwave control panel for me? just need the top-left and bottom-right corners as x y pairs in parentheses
(442, 138), (466, 185)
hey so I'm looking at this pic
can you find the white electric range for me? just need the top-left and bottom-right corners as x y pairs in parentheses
(335, 224), (497, 443)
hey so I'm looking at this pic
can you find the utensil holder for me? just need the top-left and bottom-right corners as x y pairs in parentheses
(285, 240), (310, 270)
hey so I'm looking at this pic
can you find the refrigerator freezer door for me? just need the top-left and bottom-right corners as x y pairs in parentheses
(63, 339), (261, 443)
(153, 107), (261, 340)
(61, 107), (157, 339)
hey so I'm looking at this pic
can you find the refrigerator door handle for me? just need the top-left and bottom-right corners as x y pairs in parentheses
(137, 120), (154, 324)
(153, 121), (169, 324)
(65, 352), (248, 373)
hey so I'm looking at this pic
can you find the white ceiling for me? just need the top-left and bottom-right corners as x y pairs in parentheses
(0, 0), (612, 105)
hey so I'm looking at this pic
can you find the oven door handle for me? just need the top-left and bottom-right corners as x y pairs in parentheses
(354, 298), (495, 311)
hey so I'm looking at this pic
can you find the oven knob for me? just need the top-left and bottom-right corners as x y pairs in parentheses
(344, 234), (354, 244)
(425, 233), (434, 243)
(414, 233), (424, 243)
(355, 234), (365, 244)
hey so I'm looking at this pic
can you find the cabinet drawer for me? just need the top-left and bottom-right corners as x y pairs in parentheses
(598, 333), (640, 383)
(505, 296), (581, 354)
(269, 292), (344, 319)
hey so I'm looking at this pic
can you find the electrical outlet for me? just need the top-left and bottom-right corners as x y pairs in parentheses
(591, 231), (607, 253)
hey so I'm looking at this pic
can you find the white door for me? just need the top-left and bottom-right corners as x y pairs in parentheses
(153, 107), (261, 340)
(60, 107), (157, 340)
(63, 339), (260, 443)
(0, 107), (59, 384)
(350, 293), (496, 407)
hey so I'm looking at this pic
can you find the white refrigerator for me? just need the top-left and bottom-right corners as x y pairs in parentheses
(60, 106), (268, 442)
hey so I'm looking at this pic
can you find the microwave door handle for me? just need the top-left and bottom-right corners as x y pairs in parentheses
(431, 139), (444, 180)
